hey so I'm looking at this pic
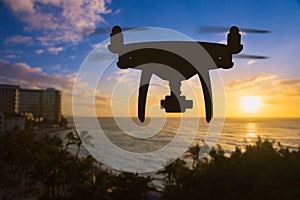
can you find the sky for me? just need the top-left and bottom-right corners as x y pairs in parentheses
(1, 0), (300, 118)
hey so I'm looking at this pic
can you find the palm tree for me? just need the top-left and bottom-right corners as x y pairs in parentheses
(75, 137), (82, 159)
(65, 131), (76, 150)
(185, 143), (201, 168)
(109, 172), (153, 200)
(75, 130), (95, 158)
(79, 131), (94, 148)
(157, 159), (186, 186)
(64, 131), (82, 158)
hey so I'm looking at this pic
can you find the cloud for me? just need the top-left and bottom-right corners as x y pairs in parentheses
(226, 74), (300, 103)
(227, 74), (277, 90)
(52, 64), (61, 70)
(247, 60), (256, 65)
(279, 79), (300, 86)
(6, 54), (18, 59)
(47, 46), (64, 54)
(277, 79), (300, 97)
(3, 0), (35, 14)
(2, 0), (112, 46)
(3, 35), (33, 45)
(35, 49), (44, 54)
(114, 8), (122, 14)
(84, 88), (111, 105)
(91, 42), (107, 49)
(0, 59), (74, 91)
(71, 86), (113, 117)
(104, 69), (135, 82)
(115, 69), (130, 75)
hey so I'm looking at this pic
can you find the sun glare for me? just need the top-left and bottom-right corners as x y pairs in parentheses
(241, 96), (262, 113)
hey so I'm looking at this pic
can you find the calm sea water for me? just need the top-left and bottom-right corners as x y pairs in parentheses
(67, 117), (300, 152)
(210, 118), (300, 152)
(63, 117), (300, 190)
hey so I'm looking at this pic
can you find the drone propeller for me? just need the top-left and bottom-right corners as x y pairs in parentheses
(233, 54), (269, 59)
(80, 27), (149, 36)
(199, 26), (270, 34)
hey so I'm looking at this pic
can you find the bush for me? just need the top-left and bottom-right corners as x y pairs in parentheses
(160, 138), (300, 200)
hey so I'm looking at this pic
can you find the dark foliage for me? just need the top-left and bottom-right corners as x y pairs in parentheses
(159, 138), (300, 200)
(0, 130), (154, 200)
(1, 128), (300, 200)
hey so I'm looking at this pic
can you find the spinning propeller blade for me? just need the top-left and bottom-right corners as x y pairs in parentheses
(233, 54), (269, 59)
(199, 26), (270, 34)
(80, 27), (149, 36)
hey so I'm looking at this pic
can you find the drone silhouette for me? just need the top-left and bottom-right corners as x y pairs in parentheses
(106, 25), (268, 123)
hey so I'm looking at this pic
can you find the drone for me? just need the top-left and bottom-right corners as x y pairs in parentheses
(103, 25), (269, 123)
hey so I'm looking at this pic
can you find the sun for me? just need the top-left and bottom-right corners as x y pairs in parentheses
(241, 96), (262, 113)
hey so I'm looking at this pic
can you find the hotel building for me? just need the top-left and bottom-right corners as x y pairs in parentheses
(0, 84), (62, 122)
(0, 84), (20, 114)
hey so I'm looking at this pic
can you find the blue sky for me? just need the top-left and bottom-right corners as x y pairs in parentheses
(1, 0), (300, 117)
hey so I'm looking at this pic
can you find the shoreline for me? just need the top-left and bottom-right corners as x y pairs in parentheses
(34, 127), (74, 138)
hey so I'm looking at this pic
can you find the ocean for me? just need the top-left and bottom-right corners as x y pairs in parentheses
(67, 117), (300, 152)
(63, 117), (300, 190)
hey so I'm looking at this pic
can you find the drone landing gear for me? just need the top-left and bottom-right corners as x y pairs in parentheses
(161, 80), (193, 112)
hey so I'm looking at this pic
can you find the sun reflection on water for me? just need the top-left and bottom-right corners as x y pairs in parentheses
(245, 122), (257, 144)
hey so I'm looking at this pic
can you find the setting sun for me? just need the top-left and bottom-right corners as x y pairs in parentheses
(241, 96), (262, 113)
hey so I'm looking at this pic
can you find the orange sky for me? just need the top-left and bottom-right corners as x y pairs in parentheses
(65, 68), (300, 119)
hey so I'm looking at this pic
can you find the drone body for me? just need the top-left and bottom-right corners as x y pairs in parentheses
(108, 26), (243, 123)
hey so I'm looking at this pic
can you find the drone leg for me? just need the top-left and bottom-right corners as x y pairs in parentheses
(198, 72), (213, 122)
(138, 70), (152, 122)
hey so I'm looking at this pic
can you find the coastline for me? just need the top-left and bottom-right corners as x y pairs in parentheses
(35, 127), (74, 138)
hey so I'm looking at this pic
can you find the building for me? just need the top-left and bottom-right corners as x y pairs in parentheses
(0, 112), (4, 134)
(0, 84), (20, 114)
(19, 88), (42, 119)
(41, 88), (62, 121)
(19, 88), (62, 121)
(0, 84), (62, 122)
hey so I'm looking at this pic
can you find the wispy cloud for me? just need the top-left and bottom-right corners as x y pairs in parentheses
(3, 35), (33, 45)
(53, 65), (62, 71)
(226, 74), (300, 103)
(2, 0), (112, 46)
(114, 8), (122, 14)
(35, 49), (44, 54)
(0, 59), (74, 91)
(91, 42), (108, 49)
(47, 46), (64, 54)
(247, 60), (256, 65)
(227, 74), (277, 90)
(6, 54), (19, 59)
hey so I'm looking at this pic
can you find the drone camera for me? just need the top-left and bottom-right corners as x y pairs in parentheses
(161, 94), (193, 112)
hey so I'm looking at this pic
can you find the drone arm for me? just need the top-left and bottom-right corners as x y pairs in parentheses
(138, 70), (152, 122)
(198, 71), (213, 122)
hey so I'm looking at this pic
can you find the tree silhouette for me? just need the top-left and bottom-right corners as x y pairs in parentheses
(184, 143), (201, 168)
(2, 129), (300, 200)
(157, 158), (186, 186)
(160, 138), (300, 200)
